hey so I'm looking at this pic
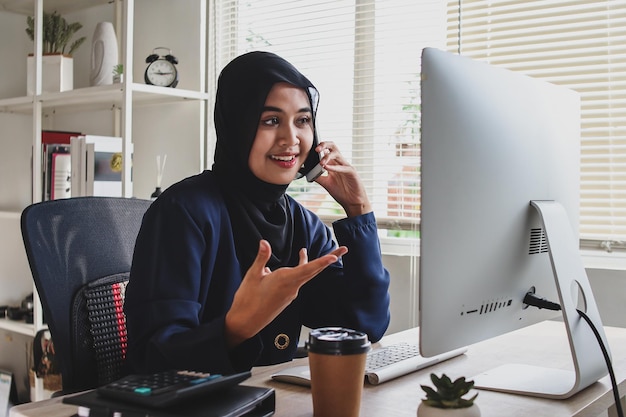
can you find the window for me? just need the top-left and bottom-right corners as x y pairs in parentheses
(208, 0), (446, 243)
(209, 0), (625, 254)
(447, 0), (626, 250)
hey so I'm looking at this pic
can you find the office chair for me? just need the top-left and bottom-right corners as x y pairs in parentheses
(21, 196), (152, 394)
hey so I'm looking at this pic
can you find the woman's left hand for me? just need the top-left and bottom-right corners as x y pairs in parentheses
(313, 141), (372, 217)
(224, 240), (348, 347)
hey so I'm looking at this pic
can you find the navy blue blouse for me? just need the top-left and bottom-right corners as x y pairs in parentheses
(124, 170), (390, 374)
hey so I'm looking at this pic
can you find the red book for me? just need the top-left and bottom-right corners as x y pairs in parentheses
(42, 130), (83, 145)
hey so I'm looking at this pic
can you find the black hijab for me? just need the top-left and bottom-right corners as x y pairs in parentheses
(212, 51), (320, 272)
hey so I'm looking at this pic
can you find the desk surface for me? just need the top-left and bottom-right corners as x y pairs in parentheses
(10, 321), (626, 417)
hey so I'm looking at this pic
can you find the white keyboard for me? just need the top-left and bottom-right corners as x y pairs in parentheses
(366, 342), (421, 370)
(271, 342), (468, 386)
(364, 342), (466, 384)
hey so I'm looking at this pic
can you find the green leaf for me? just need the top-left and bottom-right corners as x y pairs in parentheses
(26, 11), (85, 56)
(420, 373), (478, 409)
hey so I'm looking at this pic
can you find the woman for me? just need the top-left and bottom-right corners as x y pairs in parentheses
(124, 51), (390, 374)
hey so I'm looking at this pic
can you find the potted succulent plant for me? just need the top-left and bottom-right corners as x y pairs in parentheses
(25, 11), (86, 94)
(417, 373), (480, 417)
(112, 64), (124, 83)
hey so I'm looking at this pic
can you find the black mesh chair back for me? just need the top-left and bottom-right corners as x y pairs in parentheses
(21, 197), (152, 393)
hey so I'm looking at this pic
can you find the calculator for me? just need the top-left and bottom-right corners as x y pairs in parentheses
(96, 370), (251, 407)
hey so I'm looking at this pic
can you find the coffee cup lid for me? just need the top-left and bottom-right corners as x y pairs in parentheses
(306, 327), (371, 355)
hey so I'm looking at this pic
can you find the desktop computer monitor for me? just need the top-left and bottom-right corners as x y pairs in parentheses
(418, 48), (609, 399)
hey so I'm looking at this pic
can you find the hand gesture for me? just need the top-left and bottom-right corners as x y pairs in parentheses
(225, 239), (348, 347)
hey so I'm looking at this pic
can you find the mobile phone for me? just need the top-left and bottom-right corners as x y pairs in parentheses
(306, 157), (325, 182)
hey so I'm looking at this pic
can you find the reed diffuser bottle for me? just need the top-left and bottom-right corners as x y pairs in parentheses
(151, 154), (167, 200)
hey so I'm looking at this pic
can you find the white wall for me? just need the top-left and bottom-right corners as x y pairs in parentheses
(0, 114), (33, 211)
(0, 331), (33, 404)
(383, 254), (417, 334)
(131, 101), (205, 199)
(0, 11), (30, 98)
(586, 268), (626, 328)
(0, 213), (33, 307)
(381, 253), (626, 336)
(0, 215), (36, 403)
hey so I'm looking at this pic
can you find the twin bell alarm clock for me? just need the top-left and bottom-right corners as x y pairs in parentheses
(144, 47), (179, 88)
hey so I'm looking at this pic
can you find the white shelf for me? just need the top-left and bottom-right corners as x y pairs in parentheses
(0, 84), (209, 115)
(131, 83), (210, 103)
(0, 318), (38, 337)
(0, 96), (33, 114)
(0, 0), (111, 15)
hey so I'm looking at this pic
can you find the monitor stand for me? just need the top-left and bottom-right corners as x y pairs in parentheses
(473, 200), (609, 399)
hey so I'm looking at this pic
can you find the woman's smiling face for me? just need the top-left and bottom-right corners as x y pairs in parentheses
(248, 82), (314, 185)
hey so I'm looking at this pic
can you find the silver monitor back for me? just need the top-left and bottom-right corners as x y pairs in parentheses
(419, 48), (608, 398)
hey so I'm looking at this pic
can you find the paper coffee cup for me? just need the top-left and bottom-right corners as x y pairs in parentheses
(306, 327), (371, 417)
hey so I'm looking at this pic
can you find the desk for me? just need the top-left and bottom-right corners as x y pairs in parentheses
(10, 321), (626, 417)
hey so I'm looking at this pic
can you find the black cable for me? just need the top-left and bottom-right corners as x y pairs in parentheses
(576, 309), (624, 417)
(523, 291), (562, 311)
(525, 291), (623, 415)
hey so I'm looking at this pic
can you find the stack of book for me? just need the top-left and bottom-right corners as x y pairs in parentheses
(42, 131), (126, 200)
(42, 130), (75, 201)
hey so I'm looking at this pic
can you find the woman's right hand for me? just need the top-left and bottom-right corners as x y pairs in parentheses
(224, 239), (347, 347)
(313, 141), (372, 217)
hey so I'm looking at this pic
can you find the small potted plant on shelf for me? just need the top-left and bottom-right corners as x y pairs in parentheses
(112, 64), (124, 83)
(417, 373), (480, 417)
(25, 11), (86, 94)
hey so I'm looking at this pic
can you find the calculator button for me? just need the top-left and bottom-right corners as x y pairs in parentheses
(133, 387), (152, 395)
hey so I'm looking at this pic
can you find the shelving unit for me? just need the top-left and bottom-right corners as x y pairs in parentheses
(0, 84), (209, 116)
(0, 0), (208, 401)
(0, 318), (36, 336)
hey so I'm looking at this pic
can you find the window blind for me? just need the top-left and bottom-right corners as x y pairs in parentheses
(447, 0), (626, 248)
(208, 0), (445, 236)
